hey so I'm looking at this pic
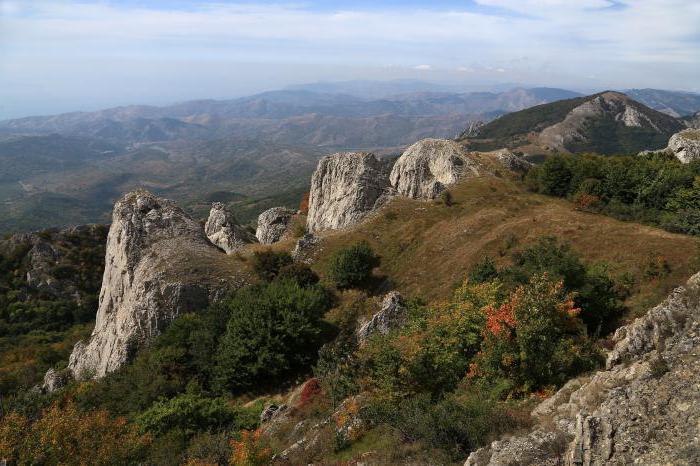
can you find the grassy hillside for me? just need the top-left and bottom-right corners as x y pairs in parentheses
(304, 176), (697, 315)
(1, 175), (698, 464)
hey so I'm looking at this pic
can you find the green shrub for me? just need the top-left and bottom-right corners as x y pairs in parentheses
(468, 256), (498, 284)
(137, 393), (241, 437)
(214, 280), (332, 393)
(327, 242), (380, 289)
(276, 262), (319, 287)
(251, 250), (293, 282)
(361, 392), (512, 461)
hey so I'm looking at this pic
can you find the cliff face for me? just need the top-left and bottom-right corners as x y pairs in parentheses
(465, 271), (700, 466)
(306, 152), (392, 233)
(68, 191), (243, 379)
(389, 138), (481, 199)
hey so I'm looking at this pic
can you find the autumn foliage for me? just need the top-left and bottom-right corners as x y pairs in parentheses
(229, 429), (273, 466)
(0, 399), (150, 465)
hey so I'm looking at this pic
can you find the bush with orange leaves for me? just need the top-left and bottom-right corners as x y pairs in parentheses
(229, 429), (272, 466)
(0, 399), (150, 465)
(470, 273), (601, 393)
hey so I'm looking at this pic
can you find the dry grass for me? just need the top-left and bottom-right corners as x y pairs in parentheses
(301, 176), (697, 317)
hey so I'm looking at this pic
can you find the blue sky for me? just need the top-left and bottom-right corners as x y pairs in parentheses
(0, 0), (698, 118)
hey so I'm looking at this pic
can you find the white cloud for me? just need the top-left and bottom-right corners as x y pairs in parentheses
(0, 0), (698, 117)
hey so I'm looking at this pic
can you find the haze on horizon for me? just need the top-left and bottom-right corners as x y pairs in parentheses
(1, 0), (699, 120)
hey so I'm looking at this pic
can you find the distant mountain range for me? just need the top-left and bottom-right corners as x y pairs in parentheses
(624, 89), (700, 117)
(1, 84), (698, 234)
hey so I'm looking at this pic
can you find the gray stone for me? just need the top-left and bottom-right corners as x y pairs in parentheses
(390, 138), (480, 199)
(464, 271), (700, 465)
(256, 207), (295, 244)
(306, 152), (392, 233)
(42, 368), (70, 393)
(357, 291), (407, 344)
(205, 202), (255, 253)
(66, 190), (240, 379)
(668, 129), (700, 163)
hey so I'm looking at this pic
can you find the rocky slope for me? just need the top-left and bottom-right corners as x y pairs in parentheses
(465, 271), (700, 466)
(68, 191), (245, 379)
(306, 152), (392, 233)
(390, 139), (481, 199)
(466, 91), (684, 155)
(205, 202), (256, 253)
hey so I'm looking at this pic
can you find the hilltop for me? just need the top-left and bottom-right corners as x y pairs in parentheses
(464, 91), (685, 155)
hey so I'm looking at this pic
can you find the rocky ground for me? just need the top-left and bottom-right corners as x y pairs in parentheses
(465, 272), (700, 465)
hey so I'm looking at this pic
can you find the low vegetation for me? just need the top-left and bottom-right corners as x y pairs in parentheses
(1, 164), (699, 463)
(527, 152), (700, 235)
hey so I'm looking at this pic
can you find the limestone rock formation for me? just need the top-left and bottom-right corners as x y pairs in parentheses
(489, 149), (533, 174)
(42, 368), (70, 393)
(205, 202), (256, 253)
(256, 207), (295, 244)
(668, 129), (700, 163)
(390, 138), (480, 199)
(67, 191), (241, 379)
(357, 291), (407, 345)
(464, 271), (700, 465)
(306, 152), (392, 233)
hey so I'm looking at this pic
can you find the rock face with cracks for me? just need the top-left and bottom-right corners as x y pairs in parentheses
(306, 152), (392, 233)
(205, 202), (256, 253)
(256, 207), (295, 244)
(390, 138), (481, 199)
(464, 271), (700, 465)
(67, 190), (242, 379)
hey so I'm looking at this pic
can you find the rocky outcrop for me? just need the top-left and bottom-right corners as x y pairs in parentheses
(539, 91), (683, 152)
(292, 233), (320, 263)
(464, 271), (700, 465)
(256, 207), (295, 244)
(0, 225), (107, 305)
(390, 139), (480, 199)
(357, 291), (407, 345)
(458, 120), (485, 139)
(306, 152), (392, 233)
(67, 191), (241, 379)
(489, 149), (533, 174)
(668, 129), (700, 163)
(205, 202), (256, 253)
(42, 368), (70, 393)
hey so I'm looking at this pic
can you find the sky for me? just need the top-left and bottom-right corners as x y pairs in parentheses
(0, 0), (699, 119)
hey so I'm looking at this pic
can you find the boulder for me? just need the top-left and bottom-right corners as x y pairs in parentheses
(464, 271), (700, 465)
(668, 129), (700, 163)
(306, 152), (392, 233)
(490, 149), (533, 174)
(205, 202), (256, 253)
(390, 138), (480, 199)
(42, 368), (70, 393)
(357, 291), (407, 345)
(67, 190), (241, 379)
(256, 207), (295, 244)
